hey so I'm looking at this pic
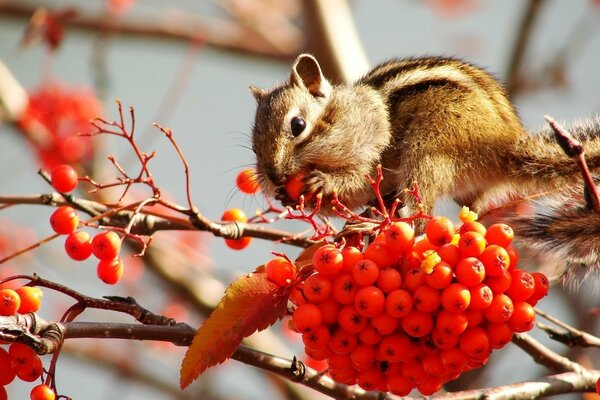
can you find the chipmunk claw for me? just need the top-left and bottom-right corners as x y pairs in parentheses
(335, 220), (380, 241)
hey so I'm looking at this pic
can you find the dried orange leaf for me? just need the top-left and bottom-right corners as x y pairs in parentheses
(180, 268), (288, 388)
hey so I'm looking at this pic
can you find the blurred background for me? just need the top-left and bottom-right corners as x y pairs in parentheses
(0, 0), (599, 399)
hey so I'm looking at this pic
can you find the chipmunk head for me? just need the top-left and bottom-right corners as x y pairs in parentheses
(250, 54), (390, 210)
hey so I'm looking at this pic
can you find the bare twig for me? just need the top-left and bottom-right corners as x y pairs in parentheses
(545, 115), (600, 212)
(535, 308), (600, 348)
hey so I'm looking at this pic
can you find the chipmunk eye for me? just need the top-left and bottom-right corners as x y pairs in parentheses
(290, 116), (306, 137)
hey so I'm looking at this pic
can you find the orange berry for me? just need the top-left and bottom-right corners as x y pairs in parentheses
(486, 322), (513, 349)
(441, 283), (471, 312)
(376, 268), (402, 293)
(378, 333), (411, 363)
(413, 285), (441, 313)
(292, 304), (322, 333)
(97, 257), (124, 285)
(459, 220), (486, 235)
(468, 283), (494, 310)
(354, 286), (385, 318)
(0, 288), (21, 316)
(425, 262), (453, 289)
(91, 231), (121, 261)
(221, 208), (247, 222)
(49, 206), (79, 235)
(479, 245), (510, 277)
(485, 223), (514, 247)
(385, 289), (413, 318)
(431, 327), (459, 349)
(329, 329), (357, 354)
(425, 216), (455, 246)
(50, 164), (78, 193)
(436, 309), (468, 336)
(0, 347), (16, 385)
(528, 272), (549, 304)
(371, 312), (399, 335)
(312, 244), (344, 279)
(341, 246), (363, 273)
(332, 274), (358, 305)
(437, 243), (461, 267)
(459, 327), (490, 357)
(484, 293), (514, 324)
(384, 221), (415, 254)
(458, 231), (486, 257)
(401, 310), (434, 337)
(455, 257), (486, 287)
(265, 257), (296, 287)
(302, 325), (330, 350)
(225, 237), (252, 250)
(64, 230), (93, 260)
(30, 384), (56, 400)
(485, 269), (512, 294)
(440, 347), (469, 371)
(15, 286), (43, 314)
(284, 173), (305, 201)
(352, 259), (379, 286)
(302, 273), (330, 303)
(337, 306), (368, 334)
(404, 268), (426, 293)
(508, 301), (536, 332)
(363, 241), (395, 269)
(505, 269), (535, 301)
(236, 168), (260, 194)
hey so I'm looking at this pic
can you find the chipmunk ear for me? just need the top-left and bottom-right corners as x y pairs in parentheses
(290, 54), (331, 98)
(249, 85), (267, 102)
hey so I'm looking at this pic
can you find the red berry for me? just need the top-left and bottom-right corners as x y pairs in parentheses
(425, 216), (455, 246)
(341, 246), (363, 274)
(413, 285), (441, 313)
(455, 257), (486, 287)
(458, 231), (486, 257)
(30, 384), (56, 400)
(459, 327), (490, 357)
(64, 230), (93, 260)
(508, 301), (536, 332)
(236, 168), (260, 194)
(459, 220), (486, 235)
(505, 269), (535, 301)
(484, 294), (514, 323)
(401, 310), (433, 337)
(354, 286), (385, 318)
(337, 306), (368, 334)
(479, 245), (510, 277)
(425, 262), (453, 289)
(225, 237), (252, 250)
(49, 206), (79, 234)
(487, 322), (513, 349)
(528, 272), (550, 304)
(436, 309), (468, 336)
(50, 164), (78, 193)
(265, 257), (296, 287)
(292, 304), (322, 333)
(0, 288), (21, 316)
(312, 244), (344, 278)
(91, 231), (121, 261)
(15, 286), (43, 314)
(332, 274), (358, 305)
(441, 283), (471, 312)
(0, 347), (16, 385)
(385, 289), (413, 318)
(384, 221), (415, 254)
(468, 283), (494, 311)
(221, 208), (247, 222)
(303, 273), (332, 302)
(8, 343), (38, 368)
(329, 329), (357, 354)
(378, 333), (411, 363)
(302, 325), (330, 350)
(97, 257), (124, 284)
(485, 223), (514, 247)
(485, 269), (512, 294)
(16, 354), (43, 381)
(363, 241), (395, 269)
(370, 312), (399, 335)
(352, 259), (379, 286)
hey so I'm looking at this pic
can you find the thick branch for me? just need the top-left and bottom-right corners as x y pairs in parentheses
(0, 193), (314, 247)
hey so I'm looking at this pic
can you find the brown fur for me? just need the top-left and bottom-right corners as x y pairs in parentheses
(250, 55), (600, 240)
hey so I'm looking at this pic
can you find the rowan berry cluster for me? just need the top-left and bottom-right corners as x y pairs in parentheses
(0, 287), (54, 399)
(49, 165), (124, 284)
(273, 208), (549, 395)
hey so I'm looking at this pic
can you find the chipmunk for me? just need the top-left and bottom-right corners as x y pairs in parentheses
(249, 54), (600, 274)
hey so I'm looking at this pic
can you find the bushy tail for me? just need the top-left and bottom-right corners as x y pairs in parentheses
(486, 186), (600, 285)
(484, 117), (600, 284)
